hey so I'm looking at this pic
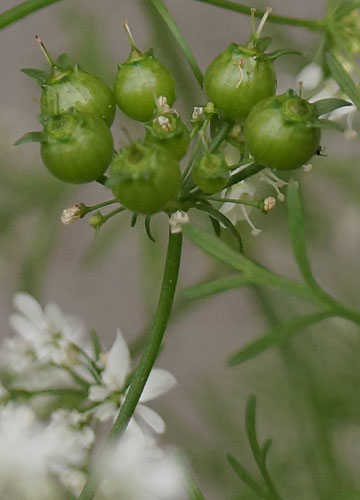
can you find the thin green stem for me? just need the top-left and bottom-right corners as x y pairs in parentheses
(202, 195), (262, 210)
(97, 207), (126, 228)
(77, 231), (183, 500)
(81, 199), (118, 217)
(194, 0), (324, 31)
(182, 121), (232, 195)
(0, 0), (63, 30)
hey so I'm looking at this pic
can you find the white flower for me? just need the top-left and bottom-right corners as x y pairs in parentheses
(0, 403), (64, 499)
(95, 428), (186, 500)
(9, 292), (86, 366)
(89, 330), (177, 434)
(47, 409), (95, 496)
(220, 180), (257, 226)
(169, 211), (190, 233)
(296, 62), (324, 93)
(296, 63), (358, 139)
(61, 204), (83, 225)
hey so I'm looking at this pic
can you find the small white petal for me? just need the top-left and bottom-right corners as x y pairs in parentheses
(9, 314), (42, 343)
(93, 401), (118, 422)
(12, 293), (44, 325)
(88, 385), (111, 402)
(296, 63), (323, 92)
(102, 330), (131, 390)
(136, 404), (166, 434)
(140, 369), (177, 403)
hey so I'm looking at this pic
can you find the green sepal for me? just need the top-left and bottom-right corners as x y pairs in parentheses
(266, 49), (302, 61)
(56, 52), (74, 70)
(312, 119), (344, 131)
(90, 329), (102, 361)
(313, 98), (352, 116)
(15, 131), (48, 146)
(21, 68), (48, 86)
(145, 215), (156, 242)
(254, 36), (272, 52)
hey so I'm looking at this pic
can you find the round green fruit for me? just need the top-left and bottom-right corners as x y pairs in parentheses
(114, 52), (176, 122)
(244, 92), (321, 170)
(41, 112), (114, 183)
(192, 152), (229, 193)
(204, 43), (277, 122)
(145, 112), (190, 160)
(109, 141), (181, 214)
(40, 64), (116, 126)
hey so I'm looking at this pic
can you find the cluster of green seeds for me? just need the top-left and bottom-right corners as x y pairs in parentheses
(17, 13), (349, 219)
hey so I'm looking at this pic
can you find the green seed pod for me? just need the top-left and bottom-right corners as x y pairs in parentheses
(244, 92), (321, 170)
(204, 43), (277, 122)
(108, 141), (181, 214)
(144, 98), (190, 159)
(203, 9), (299, 123)
(22, 37), (116, 126)
(114, 23), (176, 122)
(192, 152), (229, 194)
(16, 112), (114, 183)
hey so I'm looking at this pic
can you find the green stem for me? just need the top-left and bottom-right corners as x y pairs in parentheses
(81, 199), (118, 217)
(77, 231), (183, 500)
(203, 195), (262, 210)
(194, 0), (324, 31)
(0, 0), (63, 30)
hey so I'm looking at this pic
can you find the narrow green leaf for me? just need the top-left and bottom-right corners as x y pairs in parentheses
(15, 131), (47, 145)
(188, 475), (207, 500)
(194, 203), (243, 251)
(245, 395), (261, 460)
(208, 215), (221, 237)
(130, 213), (138, 228)
(316, 119), (344, 131)
(228, 311), (333, 365)
(182, 275), (251, 302)
(286, 180), (318, 289)
(313, 98), (352, 116)
(182, 224), (320, 304)
(261, 439), (273, 463)
(326, 52), (360, 110)
(266, 49), (302, 60)
(227, 453), (270, 499)
(148, 0), (203, 87)
(21, 67), (48, 85)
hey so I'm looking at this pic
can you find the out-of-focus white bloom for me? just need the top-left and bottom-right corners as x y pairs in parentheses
(95, 428), (186, 500)
(48, 409), (95, 496)
(9, 292), (85, 366)
(296, 63), (358, 139)
(296, 62), (324, 93)
(220, 180), (263, 236)
(169, 211), (190, 233)
(89, 330), (177, 433)
(0, 403), (64, 499)
(220, 180), (257, 225)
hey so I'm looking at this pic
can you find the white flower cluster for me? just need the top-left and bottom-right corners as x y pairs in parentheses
(297, 61), (358, 139)
(0, 293), (186, 500)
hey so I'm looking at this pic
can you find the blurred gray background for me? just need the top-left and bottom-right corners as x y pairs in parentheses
(1, 1), (360, 498)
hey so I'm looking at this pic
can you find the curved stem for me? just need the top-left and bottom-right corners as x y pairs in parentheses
(0, 0), (63, 30)
(77, 231), (183, 500)
(194, 0), (324, 31)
